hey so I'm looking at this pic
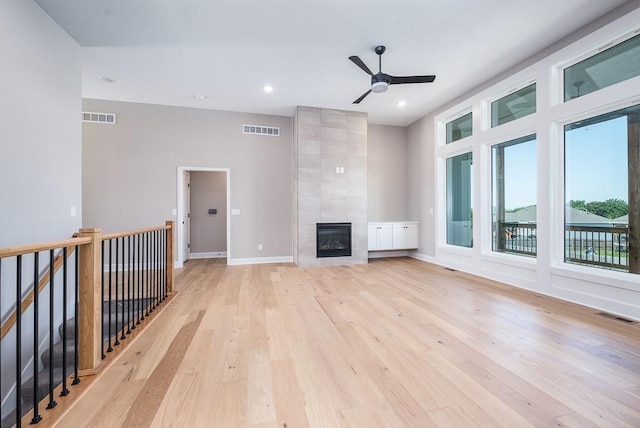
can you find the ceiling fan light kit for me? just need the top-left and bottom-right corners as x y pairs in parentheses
(349, 45), (436, 104)
(371, 81), (389, 93)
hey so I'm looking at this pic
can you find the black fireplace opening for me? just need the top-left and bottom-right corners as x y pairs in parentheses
(317, 223), (352, 258)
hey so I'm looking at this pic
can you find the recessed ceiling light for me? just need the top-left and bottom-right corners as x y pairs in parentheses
(396, 100), (407, 107)
(194, 94), (207, 100)
(97, 75), (114, 83)
(263, 85), (274, 93)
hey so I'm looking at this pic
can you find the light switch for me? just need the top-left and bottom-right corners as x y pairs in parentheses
(172, 208), (177, 216)
(232, 208), (240, 215)
(70, 206), (76, 217)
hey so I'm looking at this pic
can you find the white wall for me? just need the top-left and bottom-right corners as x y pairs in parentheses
(0, 0), (81, 416)
(407, 2), (640, 321)
(0, 0), (82, 247)
(82, 99), (293, 264)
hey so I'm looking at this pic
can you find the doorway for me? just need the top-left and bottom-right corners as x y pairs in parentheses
(177, 167), (230, 267)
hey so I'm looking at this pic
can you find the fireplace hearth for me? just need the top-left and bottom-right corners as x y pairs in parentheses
(316, 223), (352, 258)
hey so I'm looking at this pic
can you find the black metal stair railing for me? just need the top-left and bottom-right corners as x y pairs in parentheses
(0, 241), (84, 428)
(100, 228), (168, 360)
(0, 222), (173, 428)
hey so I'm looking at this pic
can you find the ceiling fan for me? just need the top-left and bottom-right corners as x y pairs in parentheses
(349, 45), (436, 104)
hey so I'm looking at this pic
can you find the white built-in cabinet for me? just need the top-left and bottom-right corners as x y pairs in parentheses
(368, 222), (419, 251)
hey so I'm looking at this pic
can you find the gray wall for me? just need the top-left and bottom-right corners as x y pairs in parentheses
(190, 171), (227, 254)
(407, 117), (436, 257)
(0, 0), (82, 247)
(368, 124), (409, 222)
(82, 99), (293, 262)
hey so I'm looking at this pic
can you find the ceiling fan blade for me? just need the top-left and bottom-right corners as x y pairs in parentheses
(353, 89), (372, 104)
(390, 75), (436, 84)
(349, 56), (373, 76)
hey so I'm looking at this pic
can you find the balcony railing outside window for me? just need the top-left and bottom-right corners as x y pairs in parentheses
(496, 221), (630, 271)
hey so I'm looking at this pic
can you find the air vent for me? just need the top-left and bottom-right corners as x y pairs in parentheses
(82, 111), (116, 124)
(596, 312), (637, 324)
(243, 124), (279, 136)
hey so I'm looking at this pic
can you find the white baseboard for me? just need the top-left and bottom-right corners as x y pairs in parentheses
(190, 252), (227, 259)
(408, 251), (440, 265)
(368, 250), (409, 259)
(228, 256), (293, 266)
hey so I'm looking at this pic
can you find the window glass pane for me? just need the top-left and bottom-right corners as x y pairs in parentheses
(564, 104), (640, 273)
(491, 83), (536, 127)
(446, 152), (473, 247)
(564, 34), (640, 101)
(492, 135), (537, 256)
(446, 112), (472, 144)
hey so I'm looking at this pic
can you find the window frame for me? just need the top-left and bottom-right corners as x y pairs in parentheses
(557, 27), (640, 105)
(553, 97), (640, 282)
(490, 133), (538, 258)
(445, 110), (473, 144)
(489, 81), (537, 128)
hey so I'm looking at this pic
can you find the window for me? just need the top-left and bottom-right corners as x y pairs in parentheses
(446, 112), (472, 144)
(491, 83), (536, 127)
(446, 152), (473, 247)
(564, 104), (640, 274)
(564, 33), (640, 101)
(492, 135), (537, 256)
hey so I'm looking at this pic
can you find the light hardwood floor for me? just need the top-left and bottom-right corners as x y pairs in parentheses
(51, 257), (640, 427)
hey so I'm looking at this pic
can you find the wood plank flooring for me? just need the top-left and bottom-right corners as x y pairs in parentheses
(51, 257), (640, 427)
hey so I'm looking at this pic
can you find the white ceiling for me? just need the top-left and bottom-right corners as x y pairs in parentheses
(35, 0), (630, 126)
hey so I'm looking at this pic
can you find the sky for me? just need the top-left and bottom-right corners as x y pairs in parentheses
(498, 114), (628, 210)
(565, 115), (628, 203)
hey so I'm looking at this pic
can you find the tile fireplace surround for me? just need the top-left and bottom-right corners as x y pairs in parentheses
(293, 106), (368, 267)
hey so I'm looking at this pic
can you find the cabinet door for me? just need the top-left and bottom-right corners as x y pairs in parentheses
(392, 224), (418, 249)
(368, 225), (377, 250)
(403, 223), (419, 248)
(369, 224), (392, 250)
(377, 225), (393, 249)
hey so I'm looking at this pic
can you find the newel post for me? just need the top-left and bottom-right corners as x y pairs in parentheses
(77, 228), (103, 375)
(166, 220), (175, 294)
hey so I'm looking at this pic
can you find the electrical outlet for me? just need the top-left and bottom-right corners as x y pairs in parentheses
(258, 244), (263, 251)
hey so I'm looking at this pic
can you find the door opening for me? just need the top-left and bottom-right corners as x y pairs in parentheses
(177, 167), (231, 267)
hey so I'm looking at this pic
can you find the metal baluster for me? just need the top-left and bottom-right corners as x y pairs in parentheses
(139, 233), (144, 323)
(145, 232), (150, 318)
(151, 230), (156, 312)
(101, 240), (106, 359)
(127, 235), (132, 334)
(114, 238), (120, 346)
(31, 252), (42, 423)
(16, 255), (22, 428)
(120, 236), (126, 341)
(73, 246), (80, 385)
(150, 231), (155, 313)
(47, 249), (57, 409)
(163, 229), (167, 300)
(61, 247), (69, 396)
(133, 234), (139, 328)
(107, 240), (113, 353)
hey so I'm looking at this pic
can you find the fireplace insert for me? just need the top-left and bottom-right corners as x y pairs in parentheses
(316, 223), (352, 258)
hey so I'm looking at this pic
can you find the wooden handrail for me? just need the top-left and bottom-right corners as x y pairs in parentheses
(0, 237), (91, 260)
(0, 243), (83, 339)
(101, 224), (171, 241)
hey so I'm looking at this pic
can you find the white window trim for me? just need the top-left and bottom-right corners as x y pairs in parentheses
(551, 23), (640, 106)
(485, 78), (537, 130)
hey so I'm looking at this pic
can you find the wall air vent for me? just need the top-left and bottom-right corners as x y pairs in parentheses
(243, 124), (279, 136)
(82, 111), (116, 124)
